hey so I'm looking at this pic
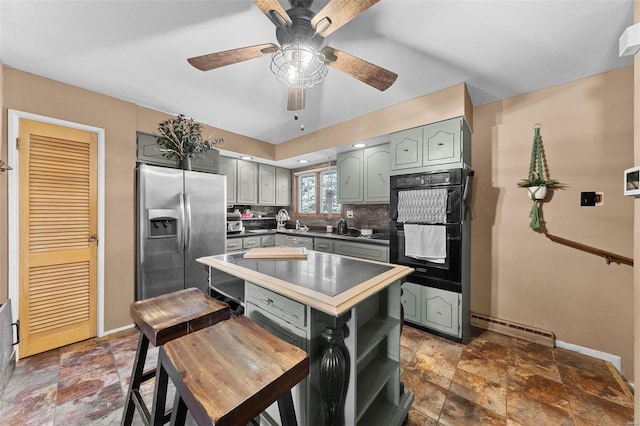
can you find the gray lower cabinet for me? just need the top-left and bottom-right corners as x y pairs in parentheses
(219, 156), (237, 204)
(333, 241), (389, 262)
(285, 235), (314, 250)
(400, 282), (421, 324)
(313, 238), (334, 253)
(243, 236), (261, 249)
(261, 234), (275, 247)
(237, 160), (258, 204)
(401, 282), (462, 339)
(225, 238), (243, 253)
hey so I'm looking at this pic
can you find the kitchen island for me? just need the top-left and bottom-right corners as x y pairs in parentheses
(197, 250), (414, 426)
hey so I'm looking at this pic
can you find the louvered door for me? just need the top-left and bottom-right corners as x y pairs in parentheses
(18, 119), (98, 357)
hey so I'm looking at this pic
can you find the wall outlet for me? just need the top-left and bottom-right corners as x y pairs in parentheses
(595, 192), (604, 206)
(346, 210), (354, 218)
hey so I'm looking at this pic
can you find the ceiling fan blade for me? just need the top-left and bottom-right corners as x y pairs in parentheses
(311, 0), (380, 37)
(321, 46), (397, 91)
(253, 0), (292, 29)
(287, 87), (306, 111)
(187, 43), (278, 71)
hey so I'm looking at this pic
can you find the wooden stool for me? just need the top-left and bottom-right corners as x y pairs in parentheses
(121, 288), (231, 426)
(151, 315), (309, 426)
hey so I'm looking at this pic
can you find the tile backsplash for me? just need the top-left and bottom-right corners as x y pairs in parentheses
(230, 204), (390, 232)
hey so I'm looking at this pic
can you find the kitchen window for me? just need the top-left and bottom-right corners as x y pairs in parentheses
(294, 164), (341, 217)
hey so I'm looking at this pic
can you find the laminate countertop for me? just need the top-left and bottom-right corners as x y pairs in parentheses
(197, 251), (413, 316)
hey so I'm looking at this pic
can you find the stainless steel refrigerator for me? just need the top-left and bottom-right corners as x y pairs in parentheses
(136, 164), (226, 300)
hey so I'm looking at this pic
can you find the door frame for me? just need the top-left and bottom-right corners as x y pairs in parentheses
(7, 109), (106, 355)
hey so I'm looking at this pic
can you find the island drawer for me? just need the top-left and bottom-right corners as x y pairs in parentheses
(245, 282), (306, 329)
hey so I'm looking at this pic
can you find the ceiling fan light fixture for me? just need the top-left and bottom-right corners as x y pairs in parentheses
(271, 42), (328, 88)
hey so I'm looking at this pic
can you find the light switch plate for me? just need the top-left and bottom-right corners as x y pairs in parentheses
(346, 210), (354, 218)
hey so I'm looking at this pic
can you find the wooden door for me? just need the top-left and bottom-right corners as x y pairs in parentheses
(18, 119), (98, 357)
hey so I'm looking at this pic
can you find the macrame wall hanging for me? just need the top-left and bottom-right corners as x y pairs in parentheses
(517, 124), (560, 230)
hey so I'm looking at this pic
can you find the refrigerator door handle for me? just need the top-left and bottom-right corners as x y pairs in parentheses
(179, 193), (186, 253)
(184, 192), (192, 253)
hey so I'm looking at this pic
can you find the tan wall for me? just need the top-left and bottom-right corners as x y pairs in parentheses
(472, 66), (635, 378)
(275, 83), (470, 160)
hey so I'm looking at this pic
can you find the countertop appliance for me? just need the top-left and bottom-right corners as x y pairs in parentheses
(226, 212), (242, 234)
(337, 218), (348, 235)
(136, 164), (226, 300)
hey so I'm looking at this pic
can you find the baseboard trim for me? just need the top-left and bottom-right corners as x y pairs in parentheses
(103, 323), (135, 336)
(470, 312), (555, 348)
(555, 339), (622, 373)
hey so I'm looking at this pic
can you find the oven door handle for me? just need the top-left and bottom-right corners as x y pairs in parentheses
(463, 170), (475, 221)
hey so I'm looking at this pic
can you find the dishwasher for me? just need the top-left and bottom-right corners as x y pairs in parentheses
(245, 282), (308, 426)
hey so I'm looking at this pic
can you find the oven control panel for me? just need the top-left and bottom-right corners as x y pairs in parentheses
(392, 168), (463, 189)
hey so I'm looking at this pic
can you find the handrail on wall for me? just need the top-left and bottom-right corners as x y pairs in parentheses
(544, 233), (633, 266)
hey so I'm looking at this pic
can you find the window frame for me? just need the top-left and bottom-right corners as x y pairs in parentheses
(292, 162), (342, 219)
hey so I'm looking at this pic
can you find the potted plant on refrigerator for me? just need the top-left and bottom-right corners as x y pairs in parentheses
(517, 124), (562, 230)
(155, 114), (223, 170)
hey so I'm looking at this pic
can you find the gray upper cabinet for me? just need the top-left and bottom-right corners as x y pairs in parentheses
(219, 156), (237, 204)
(275, 167), (291, 206)
(363, 144), (390, 203)
(222, 157), (290, 206)
(258, 164), (276, 205)
(390, 116), (471, 174)
(136, 131), (176, 168)
(390, 127), (422, 171)
(422, 118), (461, 168)
(237, 160), (258, 204)
(137, 131), (220, 173)
(338, 143), (390, 204)
(337, 149), (364, 204)
(191, 149), (220, 173)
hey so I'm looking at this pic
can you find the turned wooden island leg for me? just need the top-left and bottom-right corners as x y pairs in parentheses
(319, 313), (350, 426)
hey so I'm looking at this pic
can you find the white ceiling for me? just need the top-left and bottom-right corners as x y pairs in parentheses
(0, 0), (634, 167)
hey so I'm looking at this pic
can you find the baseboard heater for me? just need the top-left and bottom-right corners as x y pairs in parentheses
(470, 312), (555, 348)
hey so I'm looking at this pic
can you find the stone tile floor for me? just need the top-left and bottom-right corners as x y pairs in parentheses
(0, 325), (635, 425)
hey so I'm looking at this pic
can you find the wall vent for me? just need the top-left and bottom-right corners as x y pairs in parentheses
(470, 312), (555, 348)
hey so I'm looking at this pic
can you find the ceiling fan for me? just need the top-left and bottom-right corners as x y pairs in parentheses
(187, 0), (398, 111)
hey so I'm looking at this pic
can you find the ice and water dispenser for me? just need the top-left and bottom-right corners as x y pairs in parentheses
(148, 209), (178, 238)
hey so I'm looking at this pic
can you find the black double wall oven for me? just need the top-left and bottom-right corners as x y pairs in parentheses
(390, 168), (472, 291)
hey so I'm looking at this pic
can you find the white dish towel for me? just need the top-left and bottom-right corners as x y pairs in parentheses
(404, 224), (447, 264)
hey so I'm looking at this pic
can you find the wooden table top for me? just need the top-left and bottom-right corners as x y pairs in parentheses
(162, 315), (309, 425)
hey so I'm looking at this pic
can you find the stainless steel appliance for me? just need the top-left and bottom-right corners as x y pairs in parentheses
(136, 164), (226, 300)
(226, 212), (242, 234)
(390, 168), (473, 342)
